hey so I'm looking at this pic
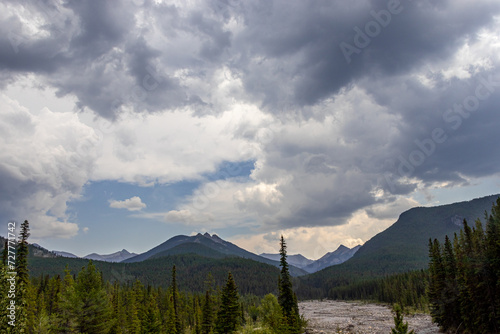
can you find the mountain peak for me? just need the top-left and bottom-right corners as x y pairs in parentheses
(203, 232), (211, 237)
(211, 234), (223, 243)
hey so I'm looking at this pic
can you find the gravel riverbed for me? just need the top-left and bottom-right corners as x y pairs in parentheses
(299, 300), (440, 334)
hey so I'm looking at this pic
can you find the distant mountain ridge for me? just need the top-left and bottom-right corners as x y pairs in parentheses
(123, 232), (308, 276)
(259, 244), (361, 273)
(259, 253), (314, 268)
(84, 249), (137, 263)
(53, 250), (79, 258)
(302, 244), (361, 273)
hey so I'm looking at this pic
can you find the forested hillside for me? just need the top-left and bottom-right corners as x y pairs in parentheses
(297, 194), (499, 299)
(27, 253), (281, 296)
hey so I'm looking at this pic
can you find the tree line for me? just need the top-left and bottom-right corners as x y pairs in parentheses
(327, 270), (428, 311)
(428, 198), (500, 333)
(1, 223), (305, 334)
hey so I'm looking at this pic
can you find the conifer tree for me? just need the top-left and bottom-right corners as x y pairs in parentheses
(142, 293), (161, 333)
(428, 238), (445, 325)
(391, 304), (415, 334)
(54, 267), (79, 333)
(15, 219), (30, 332)
(125, 284), (141, 333)
(16, 220), (30, 285)
(214, 272), (240, 334)
(165, 300), (178, 334)
(109, 281), (126, 334)
(258, 293), (283, 331)
(278, 235), (301, 333)
(201, 290), (214, 334)
(441, 235), (460, 329)
(170, 265), (182, 333)
(74, 261), (112, 333)
(193, 296), (203, 334)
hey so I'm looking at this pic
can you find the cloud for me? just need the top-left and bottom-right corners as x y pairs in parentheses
(164, 209), (214, 225)
(1, 0), (500, 252)
(2, 0), (495, 120)
(90, 103), (267, 184)
(0, 93), (96, 239)
(109, 196), (146, 211)
(365, 196), (420, 220)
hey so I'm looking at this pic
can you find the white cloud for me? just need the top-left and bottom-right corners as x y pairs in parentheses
(0, 93), (97, 239)
(109, 196), (146, 211)
(90, 104), (269, 184)
(365, 197), (420, 220)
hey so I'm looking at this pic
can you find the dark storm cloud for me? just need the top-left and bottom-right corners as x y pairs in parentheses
(229, 0), (500, 112)
(2, 0), (499, 118)
(367, 70), (500, 194)
(0, 0), (189, 118)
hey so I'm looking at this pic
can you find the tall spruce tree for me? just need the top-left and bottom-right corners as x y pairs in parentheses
(214, 272), (240, 334)
(278, 235), (301, 333)
(15, 219), (30, 332)
(16, 220), (30, 285)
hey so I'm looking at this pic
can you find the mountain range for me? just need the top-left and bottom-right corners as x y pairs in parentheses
(44, 233), (359, 273)
(2, 193), (499, 297)
(51, 249), (138, 263)
(259, 244), (361, 273)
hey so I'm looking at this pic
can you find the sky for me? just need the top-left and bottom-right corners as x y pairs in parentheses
(1, 0), (500, 260)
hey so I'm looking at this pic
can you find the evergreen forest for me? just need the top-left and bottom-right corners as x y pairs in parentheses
(1, 222), (304, 334)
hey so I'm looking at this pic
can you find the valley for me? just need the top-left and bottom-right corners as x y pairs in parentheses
(2, 194), (500, 332)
